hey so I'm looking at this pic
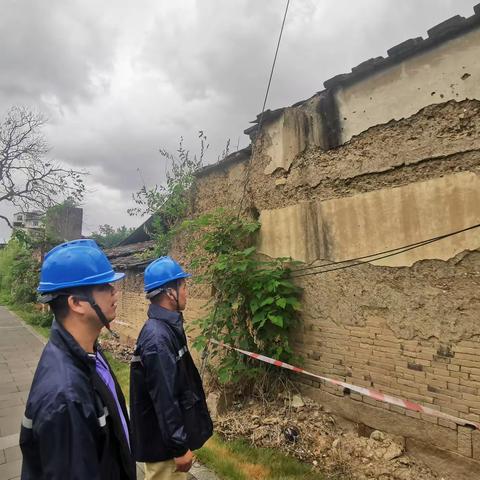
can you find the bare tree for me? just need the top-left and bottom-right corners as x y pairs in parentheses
(0, 106), (85, 227)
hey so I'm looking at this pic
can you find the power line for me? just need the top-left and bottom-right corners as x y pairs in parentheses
(257, 0), (291, 135)
(289, 222), (480, 279)
(238, 0), (291, 214)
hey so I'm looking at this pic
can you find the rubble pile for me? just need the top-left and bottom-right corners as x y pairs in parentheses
(213, 393), (441, 480)
(99, 336), (133, 362)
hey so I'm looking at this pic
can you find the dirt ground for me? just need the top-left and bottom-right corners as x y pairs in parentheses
(211, 391), (443, 480)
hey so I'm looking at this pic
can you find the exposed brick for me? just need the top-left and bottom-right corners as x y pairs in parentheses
(473, 430), (480, 460)
(390, 405), (407, 416)
(454, 345), (479, 355)
(420, 413), (438, 425)
(405, 410), (421, 419)
(447, 364), (461, 372)
(453, 358), (480, 368)
(349, 392), (362, 401)
(458, 426), (474, 458)
(438, 418), (458, 430)
(407, 362), (423, 372)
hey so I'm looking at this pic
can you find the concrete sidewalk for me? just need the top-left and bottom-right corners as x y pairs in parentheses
(0, 307), (219, 480)
(0, 306), (44, 480)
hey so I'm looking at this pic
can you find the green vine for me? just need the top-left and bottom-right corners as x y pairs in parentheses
(181, 209), (302, 384)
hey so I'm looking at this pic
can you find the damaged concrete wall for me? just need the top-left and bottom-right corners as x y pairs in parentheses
(260, 96), (325, 175)
(258, 171), (480, 266)
(335, 27), (480, 144)
(247, 9), (480, 169)
(186, 99), (480, 469)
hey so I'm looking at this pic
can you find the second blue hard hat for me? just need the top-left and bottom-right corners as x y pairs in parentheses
(144, 256), (191, 292)
(38, 239), (124, 293)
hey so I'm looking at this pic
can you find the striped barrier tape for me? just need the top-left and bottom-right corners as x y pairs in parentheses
(210, 339), (480, 430)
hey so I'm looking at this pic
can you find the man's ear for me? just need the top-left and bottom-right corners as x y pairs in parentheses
(166, 288), (177, 302)
(67, 295), (87, 315)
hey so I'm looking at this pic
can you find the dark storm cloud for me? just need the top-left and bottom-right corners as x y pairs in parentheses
(0, 0), (118, 110)
(0, 0), (478, 239)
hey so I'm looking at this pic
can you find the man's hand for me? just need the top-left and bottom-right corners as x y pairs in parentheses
(174, 449), (194, 472)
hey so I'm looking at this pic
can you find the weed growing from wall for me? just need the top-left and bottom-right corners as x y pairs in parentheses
(180, 209), (302, 384)
(128, 133), (208, 255)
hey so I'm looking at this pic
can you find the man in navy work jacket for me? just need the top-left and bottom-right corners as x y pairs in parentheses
(20, 239), (136, 480)
(130, 256), (213, 479)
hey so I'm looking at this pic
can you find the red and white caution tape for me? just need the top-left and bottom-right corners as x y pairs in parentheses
(211, 339), (480, 430)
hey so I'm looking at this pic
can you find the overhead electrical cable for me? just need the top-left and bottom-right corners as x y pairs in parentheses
(288, 222), (480, 279)
(238, 0), (291, 214)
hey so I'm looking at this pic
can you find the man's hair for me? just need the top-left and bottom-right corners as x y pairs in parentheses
(48, 286), (94, 322)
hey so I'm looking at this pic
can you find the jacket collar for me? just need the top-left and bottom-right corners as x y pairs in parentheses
(49, 319), (96, 371)
(147, 303), (183, 328)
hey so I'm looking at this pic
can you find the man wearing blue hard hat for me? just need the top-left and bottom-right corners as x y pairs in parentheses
(20, 239), (136, 480)
(130, 256), (213, 479)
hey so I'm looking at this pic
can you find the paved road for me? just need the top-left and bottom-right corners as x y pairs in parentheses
(0, 307), (219, 480)
(0, 306), (44, 480)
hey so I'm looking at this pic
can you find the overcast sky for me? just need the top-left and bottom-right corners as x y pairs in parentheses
(0, 0), (478, 241)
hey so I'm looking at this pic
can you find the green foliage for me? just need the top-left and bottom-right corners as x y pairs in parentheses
(91, 224), (135, 248)
(181, 209), (302, 384)
(43, 198), (79, 243)
(0, 231), (40, 304)
(11, 303), (53, 330)
(128, 133), (208, 255)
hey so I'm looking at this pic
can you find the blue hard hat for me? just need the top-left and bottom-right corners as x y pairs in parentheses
(38, 239), (125, 293)
(144, 256), (191, 292)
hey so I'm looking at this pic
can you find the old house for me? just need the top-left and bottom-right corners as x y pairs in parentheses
(111, 5), (480, 476)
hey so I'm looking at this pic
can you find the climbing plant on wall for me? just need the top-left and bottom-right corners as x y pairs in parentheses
(180, 209), (302, 384)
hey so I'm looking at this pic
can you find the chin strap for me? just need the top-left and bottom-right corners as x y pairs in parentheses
(146, 282), (181, 312)
(84, 292), (119, 340)
(40, 290), (119, 339)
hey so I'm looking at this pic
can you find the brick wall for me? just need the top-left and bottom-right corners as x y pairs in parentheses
(115, 100), (480, 468)
(291, 309), (480, 459)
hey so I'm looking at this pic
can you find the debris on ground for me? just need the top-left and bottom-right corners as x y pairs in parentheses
(213, 392), (441, 480)
(99, 336), (133, 362)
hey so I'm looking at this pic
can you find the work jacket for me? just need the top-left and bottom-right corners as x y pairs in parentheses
(130, 304), (213, 462)
(20, 320), (136, 480)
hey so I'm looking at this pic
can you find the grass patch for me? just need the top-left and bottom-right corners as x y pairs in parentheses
(104, 351), (130, 404)
(196, 434), (322, 480)
(6, 302), (52, 339)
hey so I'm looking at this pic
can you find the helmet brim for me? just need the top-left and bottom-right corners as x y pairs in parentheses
(38, 271), (125, 293)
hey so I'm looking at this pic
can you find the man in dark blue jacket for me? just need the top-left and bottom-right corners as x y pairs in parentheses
(20, 239), (136, 480)
(130, 256), (213, 479)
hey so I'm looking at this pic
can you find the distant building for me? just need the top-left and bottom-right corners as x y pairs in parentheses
(12, 211), (43, 233)
(12, 207), (83, 242)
